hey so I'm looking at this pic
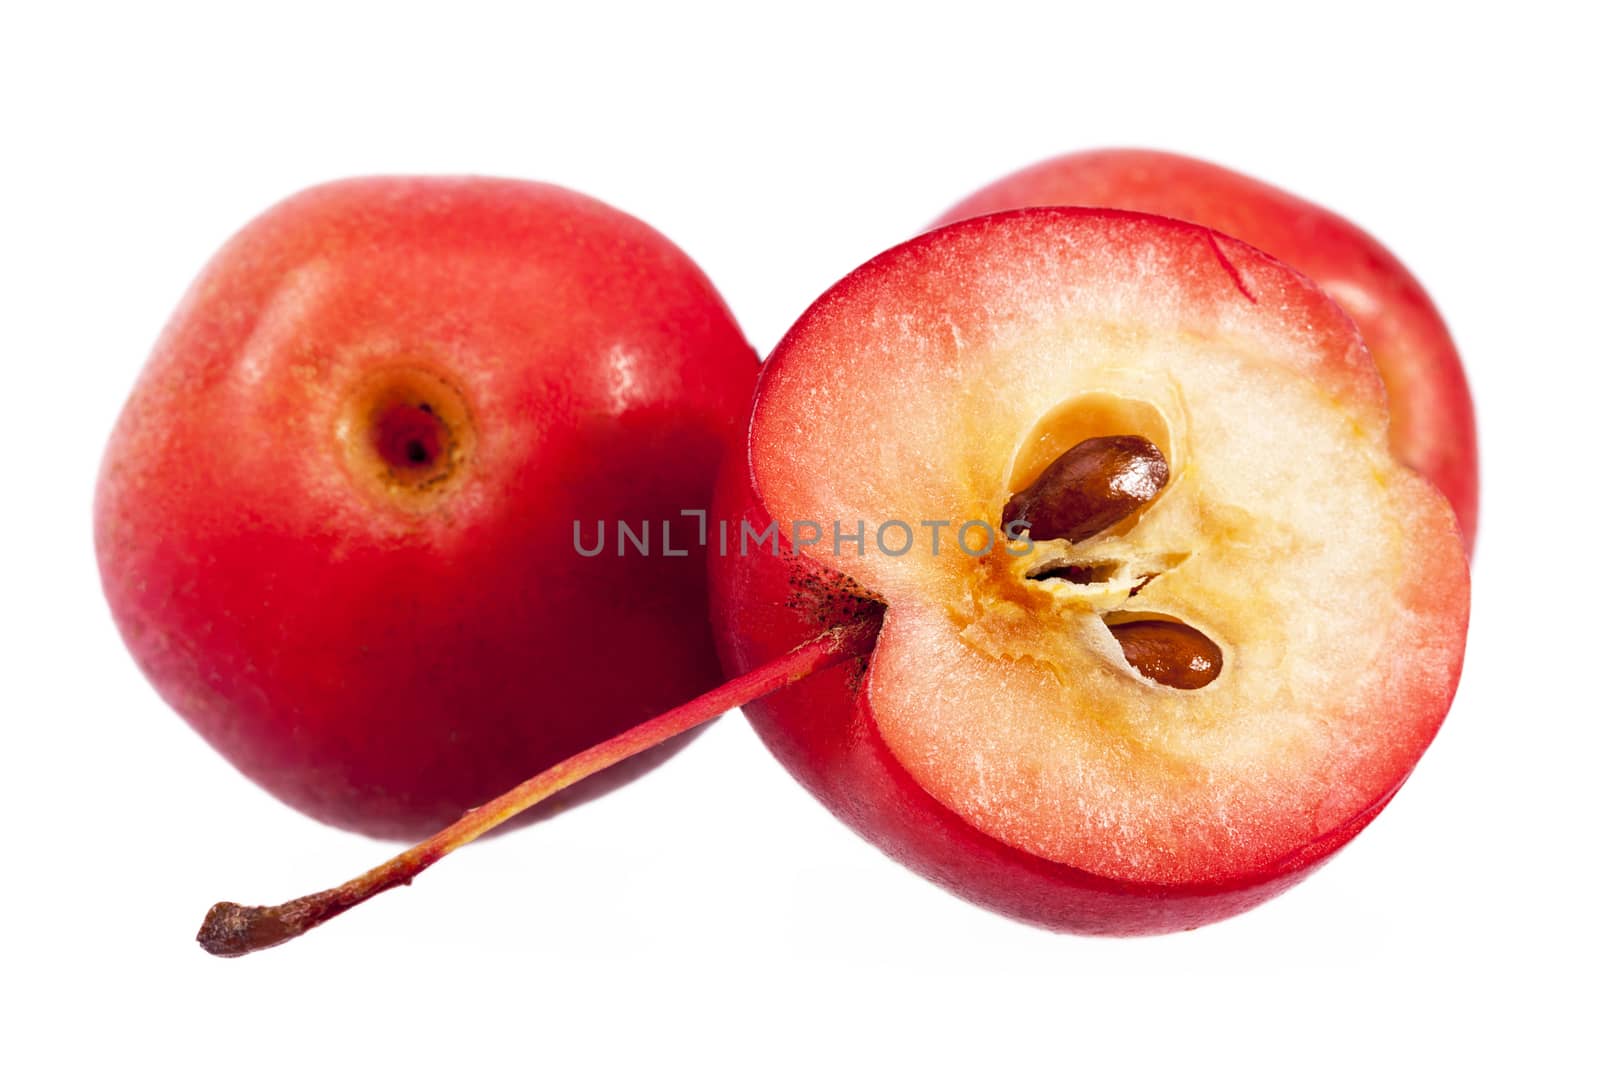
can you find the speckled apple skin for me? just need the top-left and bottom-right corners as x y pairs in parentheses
(97, 178), (757, 839)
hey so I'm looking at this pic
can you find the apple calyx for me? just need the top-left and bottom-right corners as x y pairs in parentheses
(196, 613), (883, 957)
(338, 366), (475, 506)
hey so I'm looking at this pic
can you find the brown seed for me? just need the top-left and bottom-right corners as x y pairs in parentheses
(1109, 619), (1222, 690)
(1004, 435), (1168, 543)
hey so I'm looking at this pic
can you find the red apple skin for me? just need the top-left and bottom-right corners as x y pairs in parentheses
(936, 149), (1478, 551)
(710, 209), (1468, 934)
(711, 449), (1394, 934)
(97, 177), (757, 840)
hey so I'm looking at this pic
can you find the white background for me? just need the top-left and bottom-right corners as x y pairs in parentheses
(5, 2), (1595, 1063)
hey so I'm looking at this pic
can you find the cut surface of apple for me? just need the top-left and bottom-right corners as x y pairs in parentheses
(936, 148), (1479, 550)
(713, 208), (1469, 930)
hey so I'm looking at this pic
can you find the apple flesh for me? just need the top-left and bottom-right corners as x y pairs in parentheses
(936, 149), (1478, 551)
(711, 209), (1469, 933)
(97, 177), (757, 839)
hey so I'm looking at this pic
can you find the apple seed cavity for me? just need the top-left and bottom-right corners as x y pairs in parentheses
(999, 433), (1220, 690)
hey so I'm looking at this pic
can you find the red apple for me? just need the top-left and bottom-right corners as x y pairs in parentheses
(711, 208), (1470, 933)
(936, 149), (1478, 551)
(96, 177), (757, 839)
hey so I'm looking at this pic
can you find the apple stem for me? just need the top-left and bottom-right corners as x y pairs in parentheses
(196, 613), (883, 957)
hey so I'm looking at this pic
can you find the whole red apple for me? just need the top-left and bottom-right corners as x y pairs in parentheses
(711, 209), (1469, 934)
(936, 149), (1478, 551)
(97, 177), (757, 839)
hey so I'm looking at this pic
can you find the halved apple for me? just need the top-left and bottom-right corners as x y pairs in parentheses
(711, 208), (1469, 933)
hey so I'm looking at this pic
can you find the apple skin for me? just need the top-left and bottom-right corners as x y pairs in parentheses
(935, 149), (1478, 551)
(710, 209), (1468, 934)
(97, 177), (757, 840)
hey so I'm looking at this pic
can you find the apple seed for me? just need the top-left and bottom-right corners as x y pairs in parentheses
(1003, 435), (1168, 543)
(1108, 619), (1222, 689)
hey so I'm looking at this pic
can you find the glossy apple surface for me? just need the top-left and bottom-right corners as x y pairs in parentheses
(711, 209), (1469, 933)
(97, 178), (757, 839)
(936, 149), (1478, 550)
